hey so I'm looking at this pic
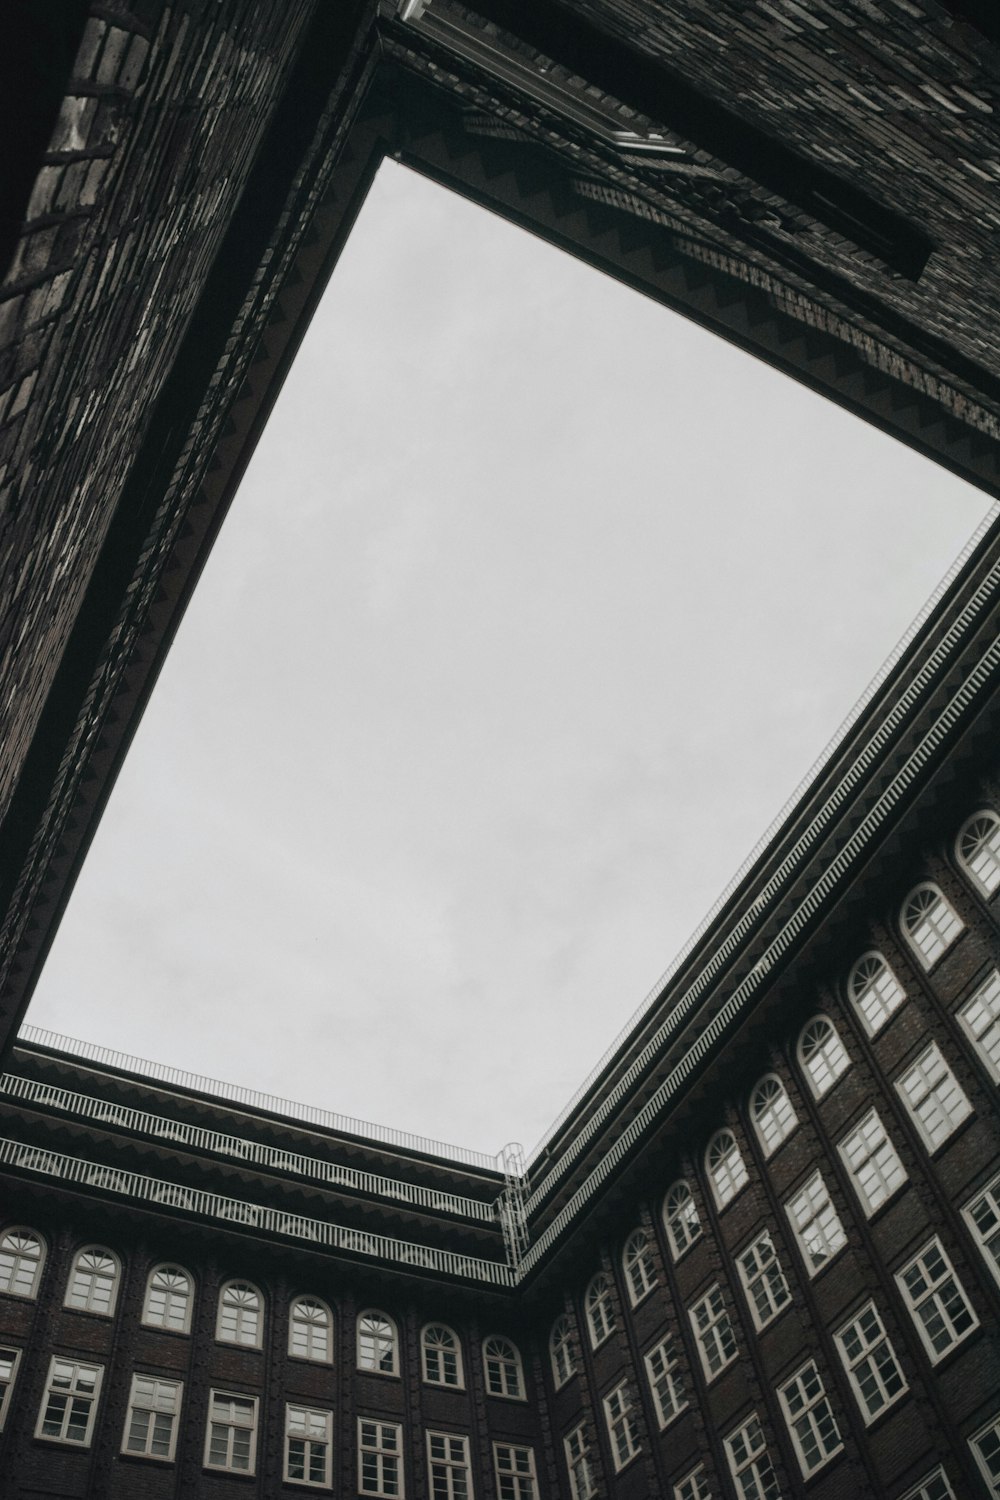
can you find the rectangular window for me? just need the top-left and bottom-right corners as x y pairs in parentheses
(899, 1466), (955, 1499)
(0, 1346), (22, 1432)
(736, 1232), (791, 1329)
(602, 1381), (641, 1471)
(895, 1043), (972, 1151)
(122, 1374), (182, 1462)
(359, 1419), (404, 1498)
(35, 1358), (103, 1446)
(839, 1109), (908, 1216)
(689, 1284), (737, 1380)
(493, 1442), (536, 1500)
(563, 1423), (596, 1500)
(724, 1414), (780, 1500)
(785, 1172), (846, 1276)
(895, 1238), (978, 1363)
(644, 1334), (687, 1427)
(834, 1302), (906, 1422)
(971, 1413), (1000, 1497)
(286, 1405), (332, 1488)
(959, 971), (1000, 1082)
(674, 1467), (712, 1500)
(778, 1361), (842, 1476)
(427, 1431), (470, 1500)
(963, 1171), (1000, 1290)
(204, 1390), (259, 1474)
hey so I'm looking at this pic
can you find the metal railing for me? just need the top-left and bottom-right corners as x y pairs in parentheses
(525, 528), (1000, 1209)
(16, 1027), (500, 1172)
(0, 1137), (514, 1287)
(0, 1074), (494, 1222)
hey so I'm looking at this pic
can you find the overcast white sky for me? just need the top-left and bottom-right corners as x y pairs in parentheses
(26, 160), (994, 1159)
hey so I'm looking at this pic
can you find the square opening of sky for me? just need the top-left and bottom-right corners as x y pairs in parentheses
(25, 159), (996, 1158)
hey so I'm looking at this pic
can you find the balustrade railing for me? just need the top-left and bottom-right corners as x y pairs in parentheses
(0, 1137), (513, 1286)
(0, 1074), (493, 1222)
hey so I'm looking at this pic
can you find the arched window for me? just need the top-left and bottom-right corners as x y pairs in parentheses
(585, 1274), (615, 1348)
(663, 1182), (701, 1259)
(289, 1297), (332, 1362)
(706, 1130), (749, 1209)
(549, 1315), (576, 1389)
(483, 1335), (524, 1398)
(65, 1246), (120, 1316)
(750, 1076), (797, 1156)
(421, 1324), (463, 1387)
(901, 883), (964, 969)
(798, 1016), (850, 1098)
(622, 1229), (656, 1305)
(957, 810), (1000, 896)
(142, 1264), (192, 1333)
(848, 952), (905, 1035)
(357, 1310), (398, 1375)
(216, 1280), (262, 1347)
(0, 1227), (45, 1299)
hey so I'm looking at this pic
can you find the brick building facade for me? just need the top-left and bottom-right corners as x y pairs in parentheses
(2, 2), (1000, 1497)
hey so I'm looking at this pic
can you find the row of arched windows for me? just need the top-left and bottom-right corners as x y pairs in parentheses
(0, 1230), (525, 1394)
(546, 807), (1000, 1381)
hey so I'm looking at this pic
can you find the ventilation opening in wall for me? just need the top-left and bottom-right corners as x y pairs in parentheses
(22, 158), (996, 1156)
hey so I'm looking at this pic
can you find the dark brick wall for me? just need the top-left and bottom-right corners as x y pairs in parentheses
(0, 0), (315, 827)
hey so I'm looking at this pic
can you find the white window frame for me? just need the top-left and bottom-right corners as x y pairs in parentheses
(289, 1296), (332, 1363)
(359, 1417), (404, 1497)
(838, 1109), (908, 1216)
(777, 1360), (842, 1477)
(584, 1273), (615, 1348)
(644, 1334), (688, 1428)
(622, 1227), (656, 1305)
(963, 1170), (1000, 1290)
(901, 883), (964, 969)
(689, 1283), (737, 1381)
(0, 1226), (46, 1299)
(483, 1334), (524, 1399)
(0, 1346), (22, 1431)
(834, 1301), (907, 1424)
(785, 1171), (847, 1276)
(736, 1231), (791, 1330)
(285, 1404), (333, 1488)
(956, 810), (1000, 897)
(421, 1323), (464, 1388)
(663, 1181), (701, 1260)
(357, 1309), (399, 1375)
(724, 1413), (780, 1500)
(602, 1381), (641, 1472)
(35, 1357), (104, 1447)
(899, 1469), (956, 1500)
(204, 1389), (259, 1474)
(674, 1465), (711, 1500)
(493, 1441), (537, 1500)
(798, 1014), (851, 1098)
(216, 1279), (263, 1348)
(426, 1431), (471, 1500)
(959, 969), (1000, 1082)
(549, 1314), (576, 1389)
(705, 1129), (749, 1210)
(121, 1373), (182, 1462)
(895, 1042), (973, 1151)
(749, 1075), (797, 1156)
(64, 1245), (120, 1317)
(141, 1263), (193, 1334)
(563, 1422), (596, 1500)
(847, 951), (906, 1035)
(970, 1412), (1000, 1498)
(895, 1237), (979, 1364)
